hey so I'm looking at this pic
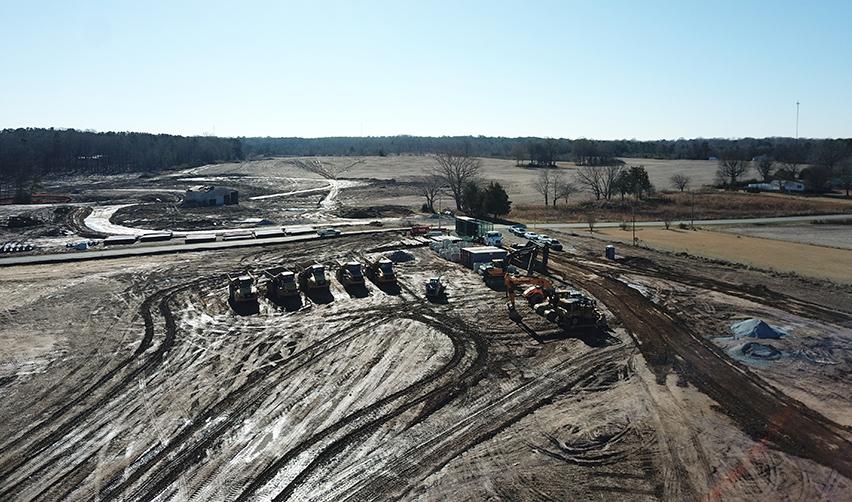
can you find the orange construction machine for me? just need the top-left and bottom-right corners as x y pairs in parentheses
(504, 273), (603, 329)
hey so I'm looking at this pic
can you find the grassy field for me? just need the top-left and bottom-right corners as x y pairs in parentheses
(594, 227), (852, 284)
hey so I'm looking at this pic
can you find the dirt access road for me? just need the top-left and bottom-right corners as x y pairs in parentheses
(0, 233), (849, 500)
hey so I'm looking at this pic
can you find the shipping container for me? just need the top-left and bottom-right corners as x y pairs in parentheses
(459, 246), (507, 269)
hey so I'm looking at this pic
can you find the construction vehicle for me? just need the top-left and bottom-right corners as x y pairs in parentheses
(410, 225), (430, 236)
(265, 270), (300, 300)
(228, 273), (258, 303)
(479, 242), (548, 286)
(425, 277), (446, 299)
(504, 273), (603, 329)
(366, 257), (397, 285)
(476, 230), (503, 246)
(337, 260), (365, 286)
(299, 264), (329, 290)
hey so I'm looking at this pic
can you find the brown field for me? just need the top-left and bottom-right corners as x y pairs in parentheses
(510, 191), (852, 223)
(720, 223), (852, 250)
(2, 159), (852, 500)
(594, 227), (852, 283)
(203, 156), (725, 207)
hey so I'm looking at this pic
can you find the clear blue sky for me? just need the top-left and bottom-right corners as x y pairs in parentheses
(1, 0), (850, 139)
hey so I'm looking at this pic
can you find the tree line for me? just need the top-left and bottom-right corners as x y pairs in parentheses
(0, 128), (243, 201)
(243, 135), (851, 166)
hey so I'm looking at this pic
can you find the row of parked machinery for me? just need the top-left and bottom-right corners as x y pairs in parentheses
(226, 257), (403, 307)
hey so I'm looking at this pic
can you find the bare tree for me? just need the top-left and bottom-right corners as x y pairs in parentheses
(716, 157), (749, 187)
(432, 152), (481, 211)
(534, 169), (554, 206)
(419, 175), (445, 212)
(754, 156), (775, 181)
(584, 209), (597, 233)
(576, 163), (624, 200)
(553, 172), (578, 205)
(670, 173), (691, 192)
(575, 165), (604, 200)
(838, 159), (852, 197)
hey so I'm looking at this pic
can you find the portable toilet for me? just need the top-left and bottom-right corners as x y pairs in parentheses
(605, 245), (616, 260)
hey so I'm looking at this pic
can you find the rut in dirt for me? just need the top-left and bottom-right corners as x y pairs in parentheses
(548, 256), (852, 480)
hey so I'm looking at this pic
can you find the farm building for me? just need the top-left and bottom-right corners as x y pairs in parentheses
(184, 186), (239, 206)
(746, 180), (805, 193)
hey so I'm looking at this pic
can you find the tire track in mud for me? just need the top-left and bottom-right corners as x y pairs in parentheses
(98, 312), (387, 502)
(335, 343), (629, 502)
(0, 277), (213, 498)
(548, 256), (852, 481)
(234, 309), (489, 502)
(602, 257), (852, 325)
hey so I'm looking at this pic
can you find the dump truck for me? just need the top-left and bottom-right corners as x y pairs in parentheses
(366, 257), (397, 285)
(228, 273), (258, 303)
(337, 260), (365, 286)
(504, 273), (603, 329)
(425, 277), (445, 299)
(266, 270), (299, 300)
(299, 264), (329, 290)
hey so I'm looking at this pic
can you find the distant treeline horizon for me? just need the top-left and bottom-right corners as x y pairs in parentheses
(1, 128), (850, 195)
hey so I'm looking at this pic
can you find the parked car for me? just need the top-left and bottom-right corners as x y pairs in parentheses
(317, 228), (341, 237)
(523, 231), (539, 240)
(508, 224), (527, 236)
(547, 239), (564, 251)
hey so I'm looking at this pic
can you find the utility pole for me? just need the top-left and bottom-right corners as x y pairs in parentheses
(631, 200), (637, 246)
(796, 101), (800, 139)
(690, 190), (696, 229)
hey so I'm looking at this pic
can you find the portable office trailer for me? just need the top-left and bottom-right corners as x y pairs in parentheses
(459, 246), (507, 269)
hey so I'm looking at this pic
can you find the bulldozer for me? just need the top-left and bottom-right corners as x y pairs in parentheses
(366, 257), (397, 285)
(425, 276), (446, 299)
(228, 272), (259, 304)
(299, 264), (329, 290)
(265, 270), (300, 300)
(337, 260), (365, 287)
(504, 273), (603, 330)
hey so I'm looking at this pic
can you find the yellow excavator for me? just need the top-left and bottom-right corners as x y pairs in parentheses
(504, 273), (603, 329)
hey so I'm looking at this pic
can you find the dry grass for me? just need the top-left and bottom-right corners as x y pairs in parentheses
(510, 191), (852, 223)
(596, 227), (852, 284)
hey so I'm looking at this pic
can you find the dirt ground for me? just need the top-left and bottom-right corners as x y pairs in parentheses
(594, 227), (852, 284)
(0, 229), (850, 501)
(720, 223), (852, 250)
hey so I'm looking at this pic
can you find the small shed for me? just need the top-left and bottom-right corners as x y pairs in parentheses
(459, 245), (507, 269)
(185, 185), (239, 206)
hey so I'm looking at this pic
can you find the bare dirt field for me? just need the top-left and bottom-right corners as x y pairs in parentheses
(594, 227), (852, 284)
(510, 191), (852, 223)
(1, 157), (851, 500)
(720, 223), (852, 250)
(0, 229), (850, 500)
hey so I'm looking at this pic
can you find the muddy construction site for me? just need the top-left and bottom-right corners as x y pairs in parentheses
(1, 224), (851, 501)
